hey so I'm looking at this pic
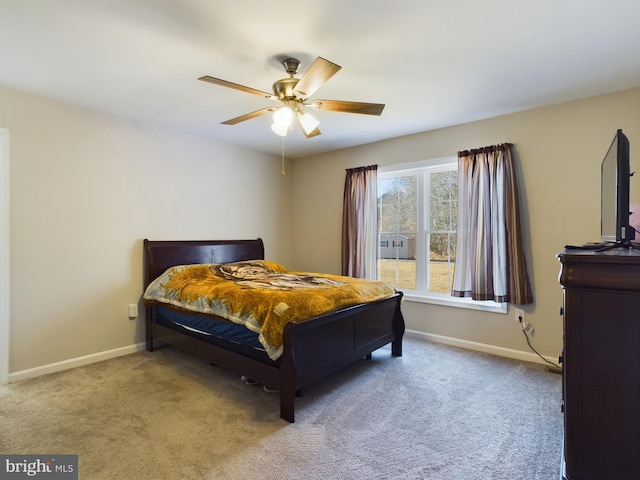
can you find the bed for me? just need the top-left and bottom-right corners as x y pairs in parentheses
(143, 238), (405, 422)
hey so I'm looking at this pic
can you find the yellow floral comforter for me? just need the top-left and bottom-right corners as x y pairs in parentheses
(143, 260), (396, 360)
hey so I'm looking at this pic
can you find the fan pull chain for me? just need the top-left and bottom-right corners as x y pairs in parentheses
(281, 135), (286, 176)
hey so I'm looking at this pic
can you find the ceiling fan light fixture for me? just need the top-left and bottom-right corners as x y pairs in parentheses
(273, 106), (293, 128)
(271, 121), (289, 137)
(297, 110), (320, 135)
(271, 105), (295, 137)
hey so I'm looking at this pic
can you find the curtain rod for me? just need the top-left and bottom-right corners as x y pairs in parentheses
(345, 164), (377, 173)
(458, 143), (513, 157)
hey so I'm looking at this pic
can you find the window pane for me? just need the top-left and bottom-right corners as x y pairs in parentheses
(379, 177), (417, 233)
(429, 233), (454, 294)
(430, 170), (458, 201)
(396, 177), (417, 231)
(430, 201), (453, 230)
(378, 174), (417, 290)
(379, 177), (416, 229)
(429, 170), (457, 231)
(378, 177), (398, 203)
(379, 204), (399, 231)
(378, 233), (416, 290)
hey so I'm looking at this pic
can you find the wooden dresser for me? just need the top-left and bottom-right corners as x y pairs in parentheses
(558, 248), (640, 480)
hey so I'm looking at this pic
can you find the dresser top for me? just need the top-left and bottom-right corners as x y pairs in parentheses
(558, 246), (640, 291)
(559, 245), (640, 258)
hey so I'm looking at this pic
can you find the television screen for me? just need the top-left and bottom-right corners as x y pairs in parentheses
(601, 129), (632, 245)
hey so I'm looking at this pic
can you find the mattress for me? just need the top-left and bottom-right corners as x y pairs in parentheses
(153, 305), (277, 365)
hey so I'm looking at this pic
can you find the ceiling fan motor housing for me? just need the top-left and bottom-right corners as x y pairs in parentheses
(273, 58), (304, 100)
(282, 58), (301, 75)
(272, 77), (300, 100)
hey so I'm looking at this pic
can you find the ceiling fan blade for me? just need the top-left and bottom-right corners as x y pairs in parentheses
(295, 116), (322, 138)
(198, 75), (277, 101)
(221, 107), (276, 125)
(309, 99), (385, 116)
(293, 57), (341, 98)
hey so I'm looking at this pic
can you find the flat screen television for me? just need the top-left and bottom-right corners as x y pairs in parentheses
(601, 129), (633, 247)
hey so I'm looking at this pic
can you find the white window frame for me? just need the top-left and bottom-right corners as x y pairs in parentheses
(379, 157), (507, 314)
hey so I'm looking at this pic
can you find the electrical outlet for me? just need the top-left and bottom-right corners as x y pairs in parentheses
(515, 307), (525, 323)
(128, 303), (138, 319)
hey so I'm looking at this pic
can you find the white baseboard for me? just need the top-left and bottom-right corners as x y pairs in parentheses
(405, 329), (561, 368)
(7, 342), (147, 383)
(5, 331), (559, 384)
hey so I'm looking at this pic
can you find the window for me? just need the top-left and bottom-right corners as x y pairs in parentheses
(378, 158), (457, 294)
(377, 158), (505, 313)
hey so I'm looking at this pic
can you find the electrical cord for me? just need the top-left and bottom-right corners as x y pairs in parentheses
(519, 320), (561, 369)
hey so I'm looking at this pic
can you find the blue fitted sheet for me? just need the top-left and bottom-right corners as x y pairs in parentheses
(154, 305), (264, 351)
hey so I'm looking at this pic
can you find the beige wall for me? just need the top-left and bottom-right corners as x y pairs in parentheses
(1, 87), (292, 373)
(3, 85), (638, 375)
(290, 87), (640, 360)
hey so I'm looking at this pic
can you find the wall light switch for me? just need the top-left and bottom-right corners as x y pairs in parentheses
(128, 303), (138, 319)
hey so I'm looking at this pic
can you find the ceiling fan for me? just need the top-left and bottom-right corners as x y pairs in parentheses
(198, 57), (385, 138)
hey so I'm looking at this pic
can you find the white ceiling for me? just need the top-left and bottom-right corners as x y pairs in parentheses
(1, 0), (639, 158)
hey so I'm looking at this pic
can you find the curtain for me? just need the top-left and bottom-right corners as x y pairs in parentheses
(452, 144), (533, 305)
(342, 165), (378, 279)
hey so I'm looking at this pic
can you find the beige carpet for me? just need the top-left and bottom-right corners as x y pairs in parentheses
(0, 338), (562, 479)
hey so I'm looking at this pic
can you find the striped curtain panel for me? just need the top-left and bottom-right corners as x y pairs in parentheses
(341, 165), (378, 279)
(452, 144), (533, 305)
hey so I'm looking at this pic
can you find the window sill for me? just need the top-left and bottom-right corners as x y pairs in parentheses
(402, 292), (507, 314)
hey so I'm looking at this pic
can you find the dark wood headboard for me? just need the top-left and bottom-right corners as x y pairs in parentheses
(143, 238), (265, 286)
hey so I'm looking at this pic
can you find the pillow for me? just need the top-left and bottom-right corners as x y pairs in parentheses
(214, 260), (289, 281)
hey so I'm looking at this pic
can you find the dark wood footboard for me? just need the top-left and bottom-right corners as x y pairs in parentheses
(279, 292), (404, 422)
